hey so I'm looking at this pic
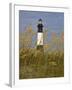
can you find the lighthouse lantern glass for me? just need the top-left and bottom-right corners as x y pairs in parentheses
(38, 19), (42, 24)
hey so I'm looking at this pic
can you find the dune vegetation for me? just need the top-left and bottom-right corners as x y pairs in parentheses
(19, 25), (64, 79)
(19, 47), (64, 79)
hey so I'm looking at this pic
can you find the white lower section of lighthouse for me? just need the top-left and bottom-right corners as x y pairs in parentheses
(37, 33), (43, 45)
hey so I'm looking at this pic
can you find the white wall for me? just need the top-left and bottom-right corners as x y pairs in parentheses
(0, 0), (72, 89)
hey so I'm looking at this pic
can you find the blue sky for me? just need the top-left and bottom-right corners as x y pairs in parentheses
(19, 10), (64, 48)
(19, 10), (64, 33)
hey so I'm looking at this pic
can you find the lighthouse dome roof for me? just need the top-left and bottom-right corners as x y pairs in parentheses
(38, 19), (43, 24)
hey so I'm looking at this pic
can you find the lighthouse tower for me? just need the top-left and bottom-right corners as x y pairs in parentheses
(37, 19), (44, 51)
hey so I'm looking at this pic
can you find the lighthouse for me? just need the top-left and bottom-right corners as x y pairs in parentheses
(37, 19), (44, 51)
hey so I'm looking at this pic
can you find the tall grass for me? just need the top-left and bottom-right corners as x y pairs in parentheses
(19, 48), (64, 79)
(19, 26), (64, 79)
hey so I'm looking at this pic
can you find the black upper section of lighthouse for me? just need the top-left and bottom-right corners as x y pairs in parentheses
(37, 19), (43, 32)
